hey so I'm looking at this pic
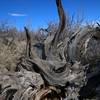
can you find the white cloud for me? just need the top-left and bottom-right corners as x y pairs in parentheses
(8, 13), (27, 17)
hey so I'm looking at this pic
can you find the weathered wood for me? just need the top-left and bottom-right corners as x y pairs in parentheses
(24, 27), (32, 58)
(0, 0), (100, 100)
(0, 70), (44, 100)
(51, 0), (66, 47)
(66, 26), (100, 65)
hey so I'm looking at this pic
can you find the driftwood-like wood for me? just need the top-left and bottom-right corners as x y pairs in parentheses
(24, 27), (32, 58)
(0, 0), (100, 100)
(51, 0), (66, 47)
(67, 26), (100, 65)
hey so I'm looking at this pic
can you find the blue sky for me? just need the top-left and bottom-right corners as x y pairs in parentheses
(0, 0), (100, 30)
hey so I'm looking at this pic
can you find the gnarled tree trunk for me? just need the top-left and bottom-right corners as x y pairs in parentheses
(0, 0), (100, 100)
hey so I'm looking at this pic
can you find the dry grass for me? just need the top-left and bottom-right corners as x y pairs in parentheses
(0, 40), (26, 72)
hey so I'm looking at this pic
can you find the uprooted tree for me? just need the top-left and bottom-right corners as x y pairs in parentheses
(0, 0), (100, 100)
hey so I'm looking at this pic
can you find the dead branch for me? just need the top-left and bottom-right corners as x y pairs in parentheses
(51, 0), (66, 47)
(24, 27), (31, 58)
(0, 0), (100, 100)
